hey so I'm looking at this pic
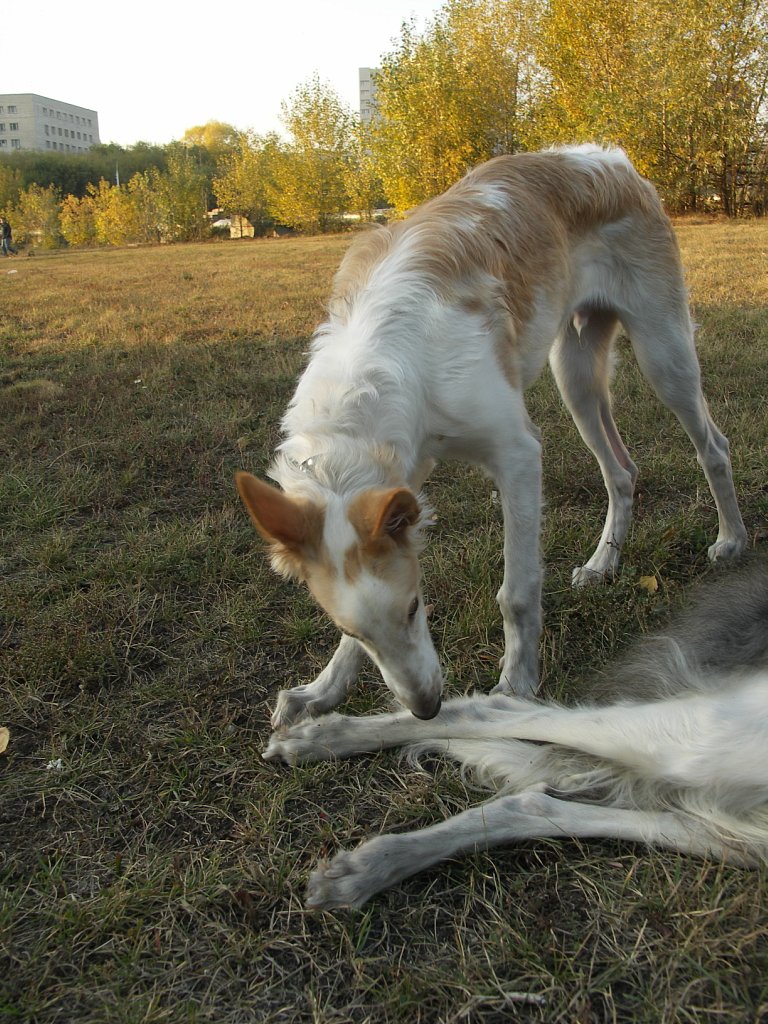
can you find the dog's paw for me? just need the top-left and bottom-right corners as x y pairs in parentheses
(491, 674), (538, 699)
(571, 564), (608, 587)
(708, 536), (747, 563)
(270, 686), (319, 729)
(262, 713), (345, 764)
(306, 846), (390, 910)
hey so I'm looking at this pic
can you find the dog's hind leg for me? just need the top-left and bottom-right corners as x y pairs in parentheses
(550, 311), (639, 585)
(621, 302), (747, 562)
(305, 789), (737, 909)
(270, 634), (367, 728)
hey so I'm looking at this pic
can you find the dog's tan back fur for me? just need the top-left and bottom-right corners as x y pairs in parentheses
(332, 149), (664, 330)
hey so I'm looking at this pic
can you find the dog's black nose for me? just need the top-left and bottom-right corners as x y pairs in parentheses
(413, 695), (442, 720)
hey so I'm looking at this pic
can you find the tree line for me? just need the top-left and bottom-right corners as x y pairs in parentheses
(2, 0), (766, 247)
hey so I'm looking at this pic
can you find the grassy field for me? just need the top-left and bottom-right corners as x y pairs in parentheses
(1, 221), (767, 1024)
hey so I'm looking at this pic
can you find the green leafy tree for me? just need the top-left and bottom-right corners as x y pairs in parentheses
(0, 144), (168, 199)
(126, 170), (162, 244)
(344, 122), (385, 221)
(152, 146), (209, 242)
(0, 164), (23, 210)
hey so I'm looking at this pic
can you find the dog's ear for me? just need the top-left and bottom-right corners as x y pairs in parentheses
(370, 489), (421, 544)
(235, 473), (322, 576)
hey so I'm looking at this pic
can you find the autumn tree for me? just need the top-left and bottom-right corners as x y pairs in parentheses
(152, 146), (210, 242)
(126, 170), (162, 244)
(85, 179), (140, 246)
(182, 121), (240, 159)
(372, 0), (542, 212)
(535, 0), (768, 212)
(273, 76), (353, 231)
(683, 0), (768, 215)
(60, 163), (201, 248)
(213, 131), (282, 234)
(11, 183), (62, 247)
(344, 122), (385, 221)
(59, 192), (97, 247)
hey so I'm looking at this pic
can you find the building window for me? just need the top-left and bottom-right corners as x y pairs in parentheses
(8, 105), (16, 114)
(0, 140), (6, 148)
(0, 106), (4, 114)
(11, 139), (20, 149)
(0, 124), (5, 132)
(9, 123), (18, 131)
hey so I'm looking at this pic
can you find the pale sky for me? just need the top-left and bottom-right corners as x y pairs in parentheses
(7, 0), (443, 147)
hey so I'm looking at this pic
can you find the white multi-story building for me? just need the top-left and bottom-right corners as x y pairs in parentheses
(0, 93), (100, 154)
(359, 68), (379, 125)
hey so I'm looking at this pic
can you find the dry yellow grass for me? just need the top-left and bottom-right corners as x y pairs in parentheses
(1, 223), (768, 1024)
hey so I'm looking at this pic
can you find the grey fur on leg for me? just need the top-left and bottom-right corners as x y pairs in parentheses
(305, 790), (734, 910)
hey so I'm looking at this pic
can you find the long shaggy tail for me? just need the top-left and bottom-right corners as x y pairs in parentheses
(406, 736), (572, 794)
(599, 560), (768, 702)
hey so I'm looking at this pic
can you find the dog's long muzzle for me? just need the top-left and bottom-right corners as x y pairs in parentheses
(412, 694), (442, 720)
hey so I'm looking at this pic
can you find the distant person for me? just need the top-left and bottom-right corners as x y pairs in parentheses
(0, 217), (17, 255)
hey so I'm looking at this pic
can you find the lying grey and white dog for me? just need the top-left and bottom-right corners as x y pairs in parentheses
(265, 564), (768, 910)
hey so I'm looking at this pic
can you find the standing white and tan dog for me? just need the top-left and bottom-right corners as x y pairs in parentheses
(236, 145), (746, 726)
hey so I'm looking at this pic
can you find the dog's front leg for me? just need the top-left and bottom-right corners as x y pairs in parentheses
(271, 634), (366, 728)
(489, 430), (542, 697)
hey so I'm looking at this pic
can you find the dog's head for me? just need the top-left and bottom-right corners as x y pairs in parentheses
(235, 472), (443, 719)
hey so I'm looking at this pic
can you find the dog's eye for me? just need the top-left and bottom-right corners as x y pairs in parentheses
(408, 597), (419, 620)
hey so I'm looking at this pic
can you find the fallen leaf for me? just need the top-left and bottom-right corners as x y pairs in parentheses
(0, 727), (8, 754)
(638, 575), (658, 593)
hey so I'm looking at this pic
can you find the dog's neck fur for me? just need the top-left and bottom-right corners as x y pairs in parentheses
(272, 272), (436, 505)
(272, 436), (411, 504)
(272, 380), (424, 505)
